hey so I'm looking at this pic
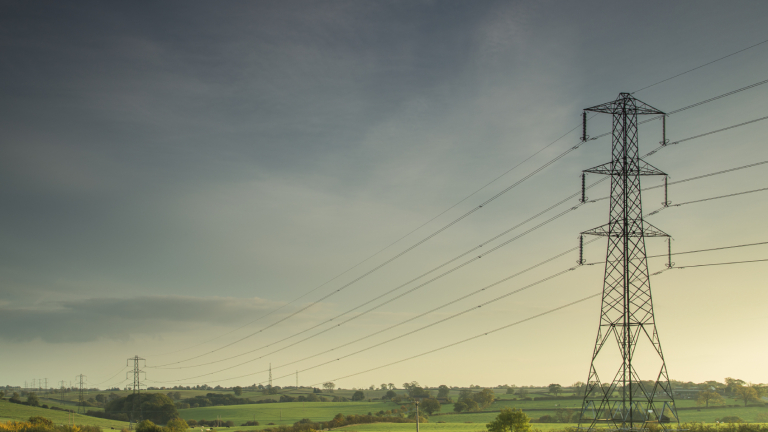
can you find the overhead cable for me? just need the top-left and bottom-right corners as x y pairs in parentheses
(632, 37), (768, 93)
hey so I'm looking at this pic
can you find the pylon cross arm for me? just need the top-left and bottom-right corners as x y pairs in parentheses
(584, 159), (667, 176)
(581, 221), (669, 238)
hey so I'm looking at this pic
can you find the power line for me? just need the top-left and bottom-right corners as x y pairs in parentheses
(152, 237), (602, 380)
(672, 186), (768, 207)
(91, 366), (129, 387)
(646, 186), (768, 218)
(648, 240), (768, 259)
(152, 78), (768, 368)
(644, 160), (768, 190)
(146, 241), (768, 388)
(153, 109), (768, 378)
(320, 293), (601, 385)
(590, 160), (768, 204)
(632, 37), (768, 93)
(644, 114), (768, 159)
(151, 199), (591, 376)
(671, 258), (768, 269)
(152, 140), (587, 368)
(147, 292), (601, 387)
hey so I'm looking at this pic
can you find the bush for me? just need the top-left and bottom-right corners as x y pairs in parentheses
(240, 421), (259, 426)
(166, 418), (189, 432)
(136, 420), (164, 432)
(720, 416), (744, 423)
(28, 417), (54, 428)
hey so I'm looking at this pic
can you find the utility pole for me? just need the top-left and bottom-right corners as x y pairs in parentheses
(268, 363), (272, 390)
(126, 356), (146, 424)
(415, 401), (420, 432)
(295, 370), (298, 389)
(577, 93), (679, 431)
(76, 375), (87, 414)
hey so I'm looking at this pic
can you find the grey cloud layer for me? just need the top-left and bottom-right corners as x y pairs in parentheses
(0, 296), (279, 343)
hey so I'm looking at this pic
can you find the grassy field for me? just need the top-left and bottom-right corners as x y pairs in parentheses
(334, 423), (582, 432)
(0, 399), (128, 429)
(3, 388), (766, 431)
(178, 401), (396, 426)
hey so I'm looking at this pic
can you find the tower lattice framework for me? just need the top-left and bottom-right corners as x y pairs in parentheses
(127, 356), (146, 424)
(76, 375), (87, 414)
(578, 93), (679, 431)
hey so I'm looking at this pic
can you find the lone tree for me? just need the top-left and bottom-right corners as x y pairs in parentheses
(323, 382), (335, 393)
(486, 408), (531, 432)
(453, 402), (468, 413)
(437, 385), (450, 399)
(26, 393), (40, 407)
(420, 398), (441, 415)
(696, 390), (724, 408)
(351, 391), (365, 401)
(474, 389), (496, 409)
(233, 386), (243, 396)
(734, 384), (764, 407)
(548, 384), (562, 396)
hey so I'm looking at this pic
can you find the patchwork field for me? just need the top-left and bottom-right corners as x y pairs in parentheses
(2, 389), (766, 431)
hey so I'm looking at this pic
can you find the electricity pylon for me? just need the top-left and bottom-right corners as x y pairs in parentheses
(578, 93), (679, 431)
(76, 375), (87, 414)
(126, 356), (146, 423)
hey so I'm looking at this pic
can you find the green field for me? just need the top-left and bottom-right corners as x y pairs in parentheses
(3, 388), (766, 431)
(0, 399), (128, 429)
(178, 401), (395, 427)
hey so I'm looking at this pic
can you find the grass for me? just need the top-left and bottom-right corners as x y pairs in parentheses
(0, 399), (128, 429)
(179, 401), (395, 427)
(333, 423), (580, 432)
(2, 388), (765, 431)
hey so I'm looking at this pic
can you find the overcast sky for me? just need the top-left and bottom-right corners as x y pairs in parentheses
(2, 1), (768, 391)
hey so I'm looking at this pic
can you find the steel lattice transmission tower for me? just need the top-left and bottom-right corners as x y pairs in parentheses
(578, 93), (679, 431)
(76, 374), (87, 414)
(126, 356), (146, 423)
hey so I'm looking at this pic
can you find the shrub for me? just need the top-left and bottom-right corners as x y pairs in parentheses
(135, 420), (164, 432)
(720, 416), (743, 423)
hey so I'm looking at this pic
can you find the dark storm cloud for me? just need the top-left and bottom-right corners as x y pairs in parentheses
(0, 0), (489, 185)
(0, 295), (279, 343)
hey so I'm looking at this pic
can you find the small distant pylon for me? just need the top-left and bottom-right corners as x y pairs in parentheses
(269, 363), (272, 388)
(76, 375), (87, 414)
(126, 356), (146, 423)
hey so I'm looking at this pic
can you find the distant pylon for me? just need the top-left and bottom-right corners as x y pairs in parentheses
(578, 93), (679, 431)
(126, 356), (146, 423)
(76, 374), (87, 414)
(268, 363), (272, 388)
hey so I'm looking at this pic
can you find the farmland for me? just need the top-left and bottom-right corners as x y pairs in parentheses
(2, 386), (766, 432)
